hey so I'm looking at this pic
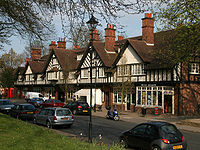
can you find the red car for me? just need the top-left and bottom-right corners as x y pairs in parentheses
(40, 99), (64, 108)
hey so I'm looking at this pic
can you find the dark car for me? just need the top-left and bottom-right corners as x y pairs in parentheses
(9, 104), (38, 120)
(64, 101), (90, 115)
(119, 121), (187, 150)
(0, 99), (15, 114)
(29, 97), (44, 107)
(33, 107), (74, 128)
(40, 99), (65, 108)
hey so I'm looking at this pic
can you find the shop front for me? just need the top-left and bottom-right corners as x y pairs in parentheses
(135, 84), (174, 114)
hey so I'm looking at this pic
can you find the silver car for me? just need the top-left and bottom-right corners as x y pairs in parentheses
(0, 99), (15, 114)
(33, 107), (74, 128)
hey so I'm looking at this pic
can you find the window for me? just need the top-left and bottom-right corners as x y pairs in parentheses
(190, 63), (200, 74)
(132, 124), (147, 135)
(131, 64), (145, 75)
(114, 92), (117, 103)
(81, 69), (89, 78)
(99, 68), (105, 77)
(118, 93), (122, 103)
(117, 66), (123, 76)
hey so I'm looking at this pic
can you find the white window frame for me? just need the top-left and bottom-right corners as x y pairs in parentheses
(190, 63), (200, 74)
(81, 69), (89, 78)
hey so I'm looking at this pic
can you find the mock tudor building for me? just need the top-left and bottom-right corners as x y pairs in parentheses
(15, 13), (200, 115)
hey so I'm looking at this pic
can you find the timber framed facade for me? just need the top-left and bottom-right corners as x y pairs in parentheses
(14, 13), (200, 116)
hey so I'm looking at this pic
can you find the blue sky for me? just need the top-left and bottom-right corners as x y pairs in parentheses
(3, 13), (145, 55)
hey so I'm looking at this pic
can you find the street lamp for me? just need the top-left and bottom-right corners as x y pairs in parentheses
(86, 15), (98, 143)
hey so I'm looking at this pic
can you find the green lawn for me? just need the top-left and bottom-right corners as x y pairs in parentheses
(0, 113), (124, 150)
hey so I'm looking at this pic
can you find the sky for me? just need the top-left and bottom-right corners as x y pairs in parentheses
(3, 13), (145, 55)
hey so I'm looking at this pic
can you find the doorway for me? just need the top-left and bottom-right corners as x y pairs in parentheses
(164, 95), (172, 113)
(105, 92), (110, 107)
(126, 94), (131, 111)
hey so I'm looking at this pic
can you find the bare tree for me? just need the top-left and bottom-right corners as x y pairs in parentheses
(1, 0), (166, 49)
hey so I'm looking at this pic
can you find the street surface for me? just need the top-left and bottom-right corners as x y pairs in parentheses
(9, 99), (200, 149)
(56, 115), (200, 150)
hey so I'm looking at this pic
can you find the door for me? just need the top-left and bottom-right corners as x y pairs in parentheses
(105, 92), (110, 107)
(126, 94), (131, 111)
(164, 95), (172, 113)
(128, 124), (148, 148)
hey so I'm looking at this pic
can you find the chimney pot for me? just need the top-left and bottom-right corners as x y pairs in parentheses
(112, 24), (114, 29)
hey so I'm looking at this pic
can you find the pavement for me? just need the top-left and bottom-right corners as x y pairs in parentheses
(9, 98), (200, 133)
(92, 107), (200, 133)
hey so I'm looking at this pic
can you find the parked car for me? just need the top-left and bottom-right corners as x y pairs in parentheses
(63, 101), (90, 115)
(33, 107), (74, 128)
(28, 97), (44, 107)
(25, 92), (48, 102)
(0, 99), (15, 114)
(119, 121), (187, 150)
(9, 104), (38, 120)
(40, 99), (65, 108)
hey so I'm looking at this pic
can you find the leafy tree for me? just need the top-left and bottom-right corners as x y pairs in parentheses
(154, 0), (200, 115)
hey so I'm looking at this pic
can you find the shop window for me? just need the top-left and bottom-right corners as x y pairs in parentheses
(153, 91), (157, 105)
(147, 91), (151, 105)
(137, 91), (141, 105)
(142, 91), (146, 105)
(158, 91), (162, 106)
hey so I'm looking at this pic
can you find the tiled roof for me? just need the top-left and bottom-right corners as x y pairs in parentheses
(54, 48), (84, 71)
(93, 41), (117, 67)
(29, 61), (45, 74)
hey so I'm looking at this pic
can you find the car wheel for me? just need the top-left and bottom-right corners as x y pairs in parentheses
(152, 145), (161, 150)
(119, 137), (128, 148)
(73, 110), (77, 115)
(46, 121), (53, 129)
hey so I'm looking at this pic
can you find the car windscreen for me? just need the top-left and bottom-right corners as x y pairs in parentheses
(56, 109), (71, 116)
(20, 105), (35, 110)
(53, 100), (62, 103)
(160, 124), (182, 141)
(0, 100), (12, 105)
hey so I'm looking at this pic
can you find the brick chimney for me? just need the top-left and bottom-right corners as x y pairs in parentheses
(74, 45), (80, 49)
(49, 41), (57, 53)
(118, 35), (124, 41)
(31, 46), (41, 61)
(142, 13), (154, 45)
(90, 29), (100, 41)
(105, 24), (116, 52)
(57, 38), (66, 49)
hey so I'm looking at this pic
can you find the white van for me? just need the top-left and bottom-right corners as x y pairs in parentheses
(25, 92), (48, 102)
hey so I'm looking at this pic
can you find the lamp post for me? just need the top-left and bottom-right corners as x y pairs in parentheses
(86, 15), (98, 143)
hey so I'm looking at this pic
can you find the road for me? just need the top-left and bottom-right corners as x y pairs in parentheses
(55, 115), (200, 150)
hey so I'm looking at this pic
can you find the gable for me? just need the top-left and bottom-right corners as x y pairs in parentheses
(25, 66), (32, 74)
(117, 45), (143, 65)
(80, 48), (104, 69)
(46, 54), (61, 72)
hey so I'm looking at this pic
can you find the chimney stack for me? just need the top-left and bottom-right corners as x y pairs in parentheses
(57, 38), (66, 49)
(142, 13), (154, 45)
(49, 41), (57, 53)
(118, 35), (124, 41)
(31, 46), (41, 61)
(90, 29), (100, 41)
(74, 45), (80, 49)
(105, 24), (116, 52)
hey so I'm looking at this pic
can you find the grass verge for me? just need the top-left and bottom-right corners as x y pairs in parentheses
(0, 113), (124, 150)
